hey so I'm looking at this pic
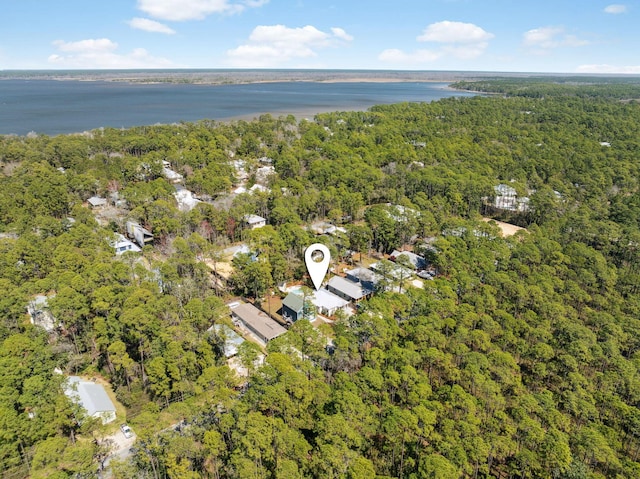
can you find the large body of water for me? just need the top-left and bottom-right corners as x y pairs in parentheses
(0, 76), (476, 136)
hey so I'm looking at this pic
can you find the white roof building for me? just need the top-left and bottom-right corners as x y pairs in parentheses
(64, 377), (117, 425)
(311, 289), (350, 317)
(244, 214), (267, 229)
(112, 233), (142, 255)
(87, 196), (107, 208)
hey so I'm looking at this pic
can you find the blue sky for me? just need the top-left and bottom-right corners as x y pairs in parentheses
(0, 1), (638, 73)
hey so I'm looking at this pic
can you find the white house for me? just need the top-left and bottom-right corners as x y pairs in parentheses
(244, 214), (266, 229)
(64, 377), (117, 425)
(111, 233), (142, 255)
(493, 184), (530, 212)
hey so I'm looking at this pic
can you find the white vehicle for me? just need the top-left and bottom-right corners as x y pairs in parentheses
(120, 424), (133, 439)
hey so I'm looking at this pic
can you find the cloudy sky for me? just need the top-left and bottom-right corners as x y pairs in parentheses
(1, 0), (638, 73)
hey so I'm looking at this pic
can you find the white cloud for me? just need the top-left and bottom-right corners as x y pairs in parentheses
(523, 26), (589, 51)
(137, 0), (268, 21)
(48, 38), (173, 68)
(379, 20), (493, 66)
(331, 27), (353, 42)
(53, 38), (118, 53)
(577, 64), (640, 74)
(128, 17), (176, 34)
(417, 21), (494, 44)
(604, 4), (627, 14)
(226, 24), (352, 67)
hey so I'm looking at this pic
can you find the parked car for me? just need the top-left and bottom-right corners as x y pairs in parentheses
(120, 424), (133, 439)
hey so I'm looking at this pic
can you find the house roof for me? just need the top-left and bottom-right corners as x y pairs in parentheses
(210, 324), (245, 357)
(232, 303), (286, 341)
(390, 250), (425, 269)
(282, 292), (304, 313)
(312, 289), (349, 310)
(112, 234), (142, 254)
(65, 377), (116, 417)
(345, 267), (381, 284)
(327, 276), (369, 300)
(87, 196), (107, 207)
(244, 214), (266, 225)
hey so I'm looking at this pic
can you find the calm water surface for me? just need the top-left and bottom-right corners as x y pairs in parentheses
(0, 79), (475, 135)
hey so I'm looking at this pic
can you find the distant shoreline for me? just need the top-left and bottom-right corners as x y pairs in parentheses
(0, 69), (511, 86)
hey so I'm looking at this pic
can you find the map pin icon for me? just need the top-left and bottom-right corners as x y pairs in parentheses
(305, 243), (331, 290)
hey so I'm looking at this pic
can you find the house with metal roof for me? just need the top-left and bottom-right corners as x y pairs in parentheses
(312, 289), (350, 317)
(344, 267), (381, 292)
(389, 250), (426, 270)
(64, 377), (117, 425)
(244, 214), (267, 229)
(282, 292), (305, 323)
(87, 196), (108, 208)
(231, 302), (286, 345)
(327, 276), (372, 303)
(111, 233), (142, 255)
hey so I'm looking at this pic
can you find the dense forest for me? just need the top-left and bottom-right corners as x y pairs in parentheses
(1, 77), (640, 478)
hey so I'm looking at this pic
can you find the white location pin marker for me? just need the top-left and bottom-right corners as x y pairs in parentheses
(305, 243), (331, 290)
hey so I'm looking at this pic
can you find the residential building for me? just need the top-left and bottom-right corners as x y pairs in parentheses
(344, 267), (381, 291)
(210, 324), (245, 358)
(493, 184), (530, 212)
(244, 214), (266, 229)
(64, 377), (117, 425)
(282, 292), (305, 323)
(389, 250), (426, 270)
(327, 276), (371, 303)
(27, 294), (57, 332)
(231, 302), (286, 345)
(87, 196), (107, 208)
(126, 221), (154, 247)
(112, 233), (141, 255)
(311, 289), (350, 317)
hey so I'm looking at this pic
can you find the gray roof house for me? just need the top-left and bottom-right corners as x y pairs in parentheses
(126, 221), (154, 247)
(389, 250), (426, 270)
(64, 377), (117, 425)
(327, 276), (371, 302)
(87, 196), (108, 208)
(231, 302), (286, 345)
(344, 267), (381, 291)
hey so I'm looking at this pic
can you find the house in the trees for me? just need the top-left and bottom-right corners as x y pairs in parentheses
(327, 276), (372, 303)
(162, 161), (184, 183)
(87, 196), (107, 208)
(389, 250), (426, 270)
(231, 302), (286, 345)
(311, 289), (350, 317)
(111, 233), (141, 255)
(282, 292), (305, 323)
(126, 221), (154, 247)
(493, 184), (530, 212)
(27, 294), (58, 332)
(244, 214), (266, 230)
(210, 324), (245, 358)
(344, 267), (381, 291)
(64, 377), (117, 425)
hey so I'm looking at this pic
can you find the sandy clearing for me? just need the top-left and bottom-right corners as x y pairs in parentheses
(482, 218), (527, 237)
